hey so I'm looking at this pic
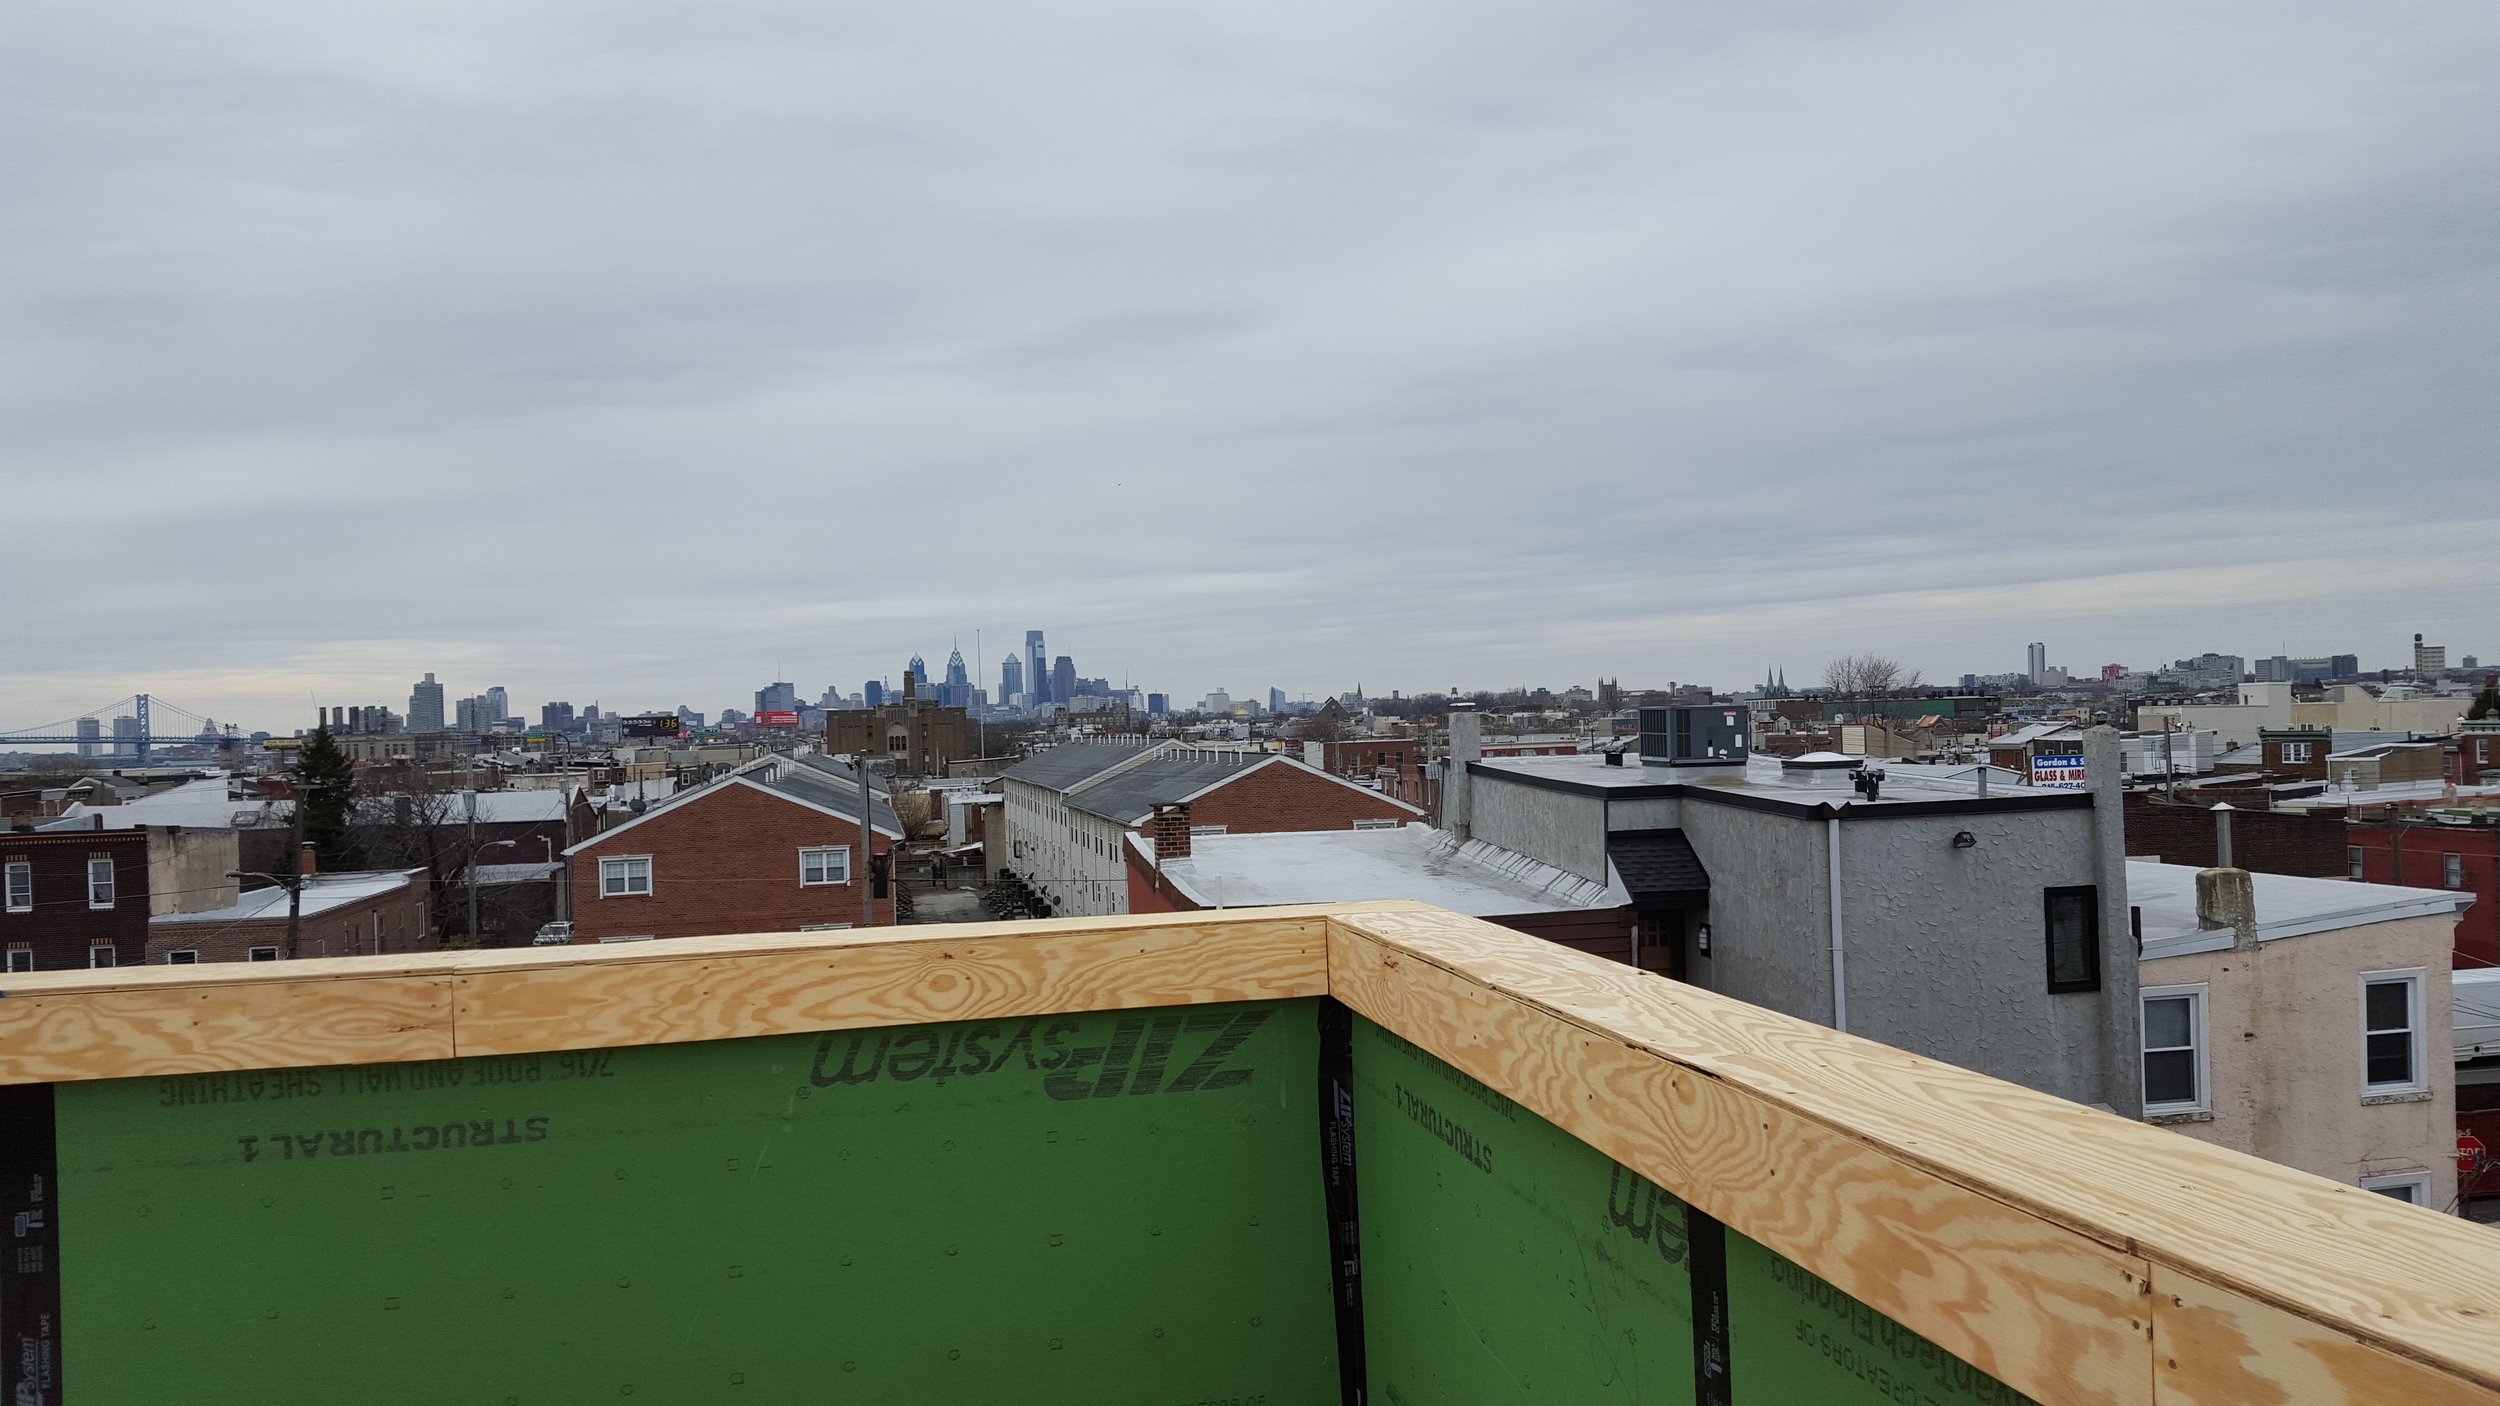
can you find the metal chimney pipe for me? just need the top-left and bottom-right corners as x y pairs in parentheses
(2212, 803), (2234, 869)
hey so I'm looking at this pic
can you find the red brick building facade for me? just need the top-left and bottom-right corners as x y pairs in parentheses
(145, 868), (431, 965)
(566, 768), (901, 941)
(2348, 813), (2499, 970)
(0, 827), (152, 971)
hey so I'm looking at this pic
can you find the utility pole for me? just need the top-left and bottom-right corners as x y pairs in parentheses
(463, 789), (479, 944)
(857, 756), (876, 929)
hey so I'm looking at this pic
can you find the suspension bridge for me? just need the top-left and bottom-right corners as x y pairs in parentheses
(0, 694), (246, 764)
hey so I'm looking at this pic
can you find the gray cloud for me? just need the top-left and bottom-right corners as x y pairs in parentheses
(4, 0), (2496, 729)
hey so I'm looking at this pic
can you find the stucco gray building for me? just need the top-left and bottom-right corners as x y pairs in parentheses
(1444, 706), (2139, 1115)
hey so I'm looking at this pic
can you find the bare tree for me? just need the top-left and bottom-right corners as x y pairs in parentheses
(1821, 655), (1924, 701)
(347, 766), (469, 942)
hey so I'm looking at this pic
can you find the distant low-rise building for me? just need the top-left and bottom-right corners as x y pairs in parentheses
(824, 673), (971, 777)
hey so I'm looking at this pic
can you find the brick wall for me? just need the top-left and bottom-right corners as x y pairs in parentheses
(2350, 822), (2497, 969)
(568, 780), (893, 941)
(0, 829), (152, 971)
(1187, 762), (1418, 834)
(2122, 792), (2346, 877)
(145, 876), (429, 965)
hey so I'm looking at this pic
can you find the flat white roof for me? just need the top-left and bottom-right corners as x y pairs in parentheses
(152, 869), (418, 925)
(1149, 824), (1614, 915)
(1476, 751), (2072, 805)
(2129, 858), (2471, 960)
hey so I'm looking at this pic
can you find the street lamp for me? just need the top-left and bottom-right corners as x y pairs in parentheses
(228, 869), (306, 959)
(466, 837), (520, 945)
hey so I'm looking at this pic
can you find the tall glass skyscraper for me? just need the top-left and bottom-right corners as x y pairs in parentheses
(408, 673), (445, 733)
(1025, 631), (1049, 705)
(1000, 655), (1024, 702)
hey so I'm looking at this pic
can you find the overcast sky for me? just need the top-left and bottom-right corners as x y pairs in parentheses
(6, 2), (2496, 733)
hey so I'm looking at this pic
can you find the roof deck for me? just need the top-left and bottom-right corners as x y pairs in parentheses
(2, 904), (2494, 1403)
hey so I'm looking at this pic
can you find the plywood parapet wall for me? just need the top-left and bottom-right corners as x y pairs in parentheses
(1323, 906), (2500, 1406)
(0, 906), (1340, 1083)
(5, 900), (2497, 1404)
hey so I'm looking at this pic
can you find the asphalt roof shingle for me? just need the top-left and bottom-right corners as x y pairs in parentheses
(1607, 829), (1710, 896)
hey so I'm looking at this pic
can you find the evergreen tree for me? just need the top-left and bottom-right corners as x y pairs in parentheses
(294, 727), (362, 871)
(2470, 683), (2500, 721)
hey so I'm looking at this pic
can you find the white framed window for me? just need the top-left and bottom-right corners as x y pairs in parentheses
(2444, 853), (2464, 889)
(1190, 825), (1229, 837)
(599, 856), (653, 897)
(248, 946), (280, 962)
(2361, 970), (2426, 1095)
(2348, 846), (2366, 881)
(3, 861), (29, 913)
(167, 950), (199, 965)
(798, 922), (853, 932)
(598, 934), (655, 944)
(2281, 742), (2312, 763)
(800, 847), (850, 886)
(2142, 984), (2208, 1115)
(88, 944), (116, 968)
(4, 948), (30, 973)
(87, 856), (116, 908)
(2360, 1172), (2431, 1206)
(1351, 818), (1400, 830)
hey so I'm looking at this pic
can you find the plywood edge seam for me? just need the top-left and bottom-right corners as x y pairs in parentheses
(1318, 914), (2500, 1401)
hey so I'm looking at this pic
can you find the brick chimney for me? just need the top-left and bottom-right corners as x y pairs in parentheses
(1150, 804), (1192, 861)
(300, 842), (318, 878)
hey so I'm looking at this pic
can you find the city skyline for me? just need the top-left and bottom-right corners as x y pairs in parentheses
(5, 5), (2496, 732)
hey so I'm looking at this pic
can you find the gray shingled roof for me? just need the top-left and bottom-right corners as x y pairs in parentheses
(1000, 742), (1161, 791)
(1065, 754), (1269, 826)
(1607, 829), (1710, 896)
(750, 765), (905, 837)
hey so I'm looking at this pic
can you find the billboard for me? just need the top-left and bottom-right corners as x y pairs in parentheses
(752, 710), (800, 727)
(620, 713), (680, 739)
(2029, 753), (2087, 790)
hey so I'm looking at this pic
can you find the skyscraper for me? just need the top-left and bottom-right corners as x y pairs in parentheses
(755, 681), (799, 714)
(908, 655), (929, 688)
(1025, 631), (1049, 705)
(943, 647), (971, 708)
(409, 673), (445, 733)
(1267, 687), (1287, 714)
(2025, 643), (2047, 687)
(1000, 655), (1024, 702)
(484, 686), (509, 727)
(1051, 656), (1077, 707)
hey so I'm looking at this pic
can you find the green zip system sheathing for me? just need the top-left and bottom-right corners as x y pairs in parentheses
(1351, 1014), (2035, 1406)
(42, 999), (1339, 1405)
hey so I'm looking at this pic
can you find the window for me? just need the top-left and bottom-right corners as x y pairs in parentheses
(2281, 742), (2313, 763)
(2445, 853), (2465, 890)
(598, 934), (655, 944)
(167, 950), (199, 965)
(800, 847), (850, 886)
(599, 856), (652, 897)
(2142, 985), (2207, 1114)
(2348, 846), (2366, 881)
(2043, 886), (2100, 993)
(2360, 1172), (2431, 1206)
(88, 945), (116, 968)
(248, 946), (280, 962)
(3, 862), (28, 913)
(88, 856), (116, 908)
(798, 923), (854, 932)
(2361, 971), (2425, 1094)
(1351, 818), (1400, 830)
(4, 948), (30, 974)
(1190, 825), (1229, 837)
